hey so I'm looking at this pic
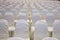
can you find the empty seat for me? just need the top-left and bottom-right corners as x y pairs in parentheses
(42, 37), (58, 40)
(46, 13), (55, 26)
(0, 19), (9, 40)
(9, 19), (29, 40)
(10, 8), (19, 16)
(53, 20), (60, 40)
(32, 13), (40, 23)
(34, 20), (48, 40)
(0, 8), (6, 16)
(5, 12), (14, 26)
(14, 19), (29, 39)
(17, 13), (27, 20)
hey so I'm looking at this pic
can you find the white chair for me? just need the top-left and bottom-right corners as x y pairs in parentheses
(9, 19), (29, 40)
(53, 20), (60, 40)
(46, 13), (55, 26)
(34, 20), (48, 40)
(17, 13), (27, 20)
(10, 8), (19, 16)
(42, 37), (58, 40)
(32, 13), (40, 23)
(0, 19), (9, 40)
(14, 19), (29, 39)
(0, 8), (6, 16)
(5, 12), (14, 26)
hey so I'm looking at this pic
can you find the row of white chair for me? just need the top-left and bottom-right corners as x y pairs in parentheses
(0, 19), (60, 40)
(34, 2), (60, 19)
(0, 12), (55, 26)
(0, 19), (28, 40)
(10, 20), (60, 40)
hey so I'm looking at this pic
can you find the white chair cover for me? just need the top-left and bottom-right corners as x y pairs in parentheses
(53, 20), (60, 40)
(5, 12), (14, 26)
(17, 13), (27, 20)
(34, 20), (48, 40)
(14, 19), (29, 39)
(0, 19), (9, 40)
(32, 13), (40, 23)
(46, 13), (55, 26)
